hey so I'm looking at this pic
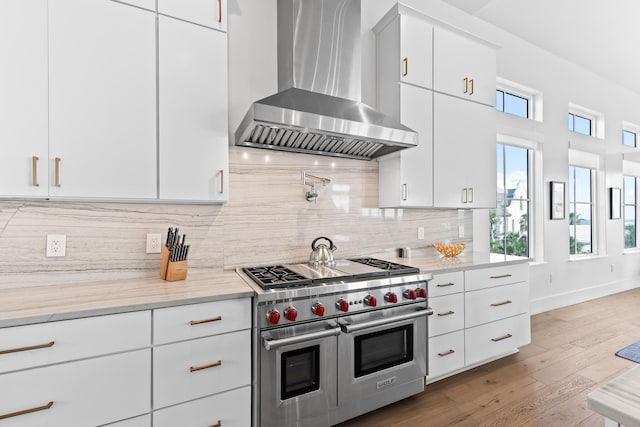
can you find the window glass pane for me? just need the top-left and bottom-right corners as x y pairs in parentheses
(568, 166), (575, 202)
(568, 113), (574, 131)
(624, 205), (636, 249)
(624, 176), (636, 203)
(573, 115), (592, 136)
(504, 92), (528, 118)
(505, 203), (529, 257)
(496, 90), (504, 112)
(496, 144), (505, 198)
(574, 203), (592, 254)
(574, 166), (591, 202)
(504, 145), (528, 197)
(623, 130), (637, 148)
(490, 209), (506, 255)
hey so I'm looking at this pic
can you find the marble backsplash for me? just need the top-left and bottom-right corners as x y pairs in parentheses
(0, 147), (472, 289)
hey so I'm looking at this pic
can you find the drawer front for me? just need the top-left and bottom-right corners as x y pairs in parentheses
(465, 313), (531, 366)
(465, 282), (529, 328)
(428, 271), (464, 297)
(106, 414), (151, 427)
(0, 311), (150, 374)
(153, 298), (251, 345)
(153, 329), (251, 409)
(465, 263), (528, 291)
(428, 293), (464, 337)
(0, 349), (150, 427)
(154, 386), (250, 427)
(428, 330), (465, 380)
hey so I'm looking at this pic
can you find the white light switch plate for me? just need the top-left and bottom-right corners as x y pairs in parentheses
(146, 233), (162, 254)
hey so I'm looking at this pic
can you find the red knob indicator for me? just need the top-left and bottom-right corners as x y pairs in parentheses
(312, 302), (325, 317)
(385, 292), (398, 303)
(364, 295), (377, 307)
(336, 298), (349, 312)
(403, 289), (417, 300)
(416, 288), (427, 298)
(267, 309), (280, 325)
(284, 307), (298, 321)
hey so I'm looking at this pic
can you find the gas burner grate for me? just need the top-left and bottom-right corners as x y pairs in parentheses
(348, 258), (420, 275)
(242, 265), (312, 289)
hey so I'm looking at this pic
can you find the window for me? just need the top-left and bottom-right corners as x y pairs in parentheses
(624, 175), (637, 249)
(568, 103), (604, 138)
(568, 113), (592, 136)
(623, 129), (638, 148)
(491, 144), (530, 257)
(496, 90), (528, 118)
(568, 165), (594, 255)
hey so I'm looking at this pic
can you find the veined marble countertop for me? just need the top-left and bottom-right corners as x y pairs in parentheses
(588, 365), (640, 427)
(385, 251), (530, 274)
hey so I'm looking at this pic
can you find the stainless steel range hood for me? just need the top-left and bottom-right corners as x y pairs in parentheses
(234, 0), (418, 161)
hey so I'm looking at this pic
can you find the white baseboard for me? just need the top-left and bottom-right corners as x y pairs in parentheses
(530, 278), (639, 315)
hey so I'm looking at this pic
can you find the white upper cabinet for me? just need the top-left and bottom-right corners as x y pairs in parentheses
(118, 0), (156, 11)
(433, 26), (496, 106)
(159, 0), (227, 32)
(158, 16), (229, 202)
(48, 0), (157, 199)
(0, 0), (49, 198)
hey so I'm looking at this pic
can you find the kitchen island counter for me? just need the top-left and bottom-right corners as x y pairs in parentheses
(588, 365), (640, 427)
(383, 250), (530, 274)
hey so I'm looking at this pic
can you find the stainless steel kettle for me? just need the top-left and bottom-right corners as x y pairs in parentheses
(309, 237), (337, 267)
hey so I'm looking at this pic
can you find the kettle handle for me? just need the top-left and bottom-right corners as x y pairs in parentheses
(311, 236), (336, 251)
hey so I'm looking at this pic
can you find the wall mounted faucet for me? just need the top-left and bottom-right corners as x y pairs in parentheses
(301, 171), (331, 203)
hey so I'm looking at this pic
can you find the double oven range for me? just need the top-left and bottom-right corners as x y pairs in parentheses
(238, 258), (433, 426)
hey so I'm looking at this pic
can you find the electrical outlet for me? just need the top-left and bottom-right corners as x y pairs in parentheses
(146, 233), (162, 254)
(46, 234), (66, 257)
(417, 227), (425, 240)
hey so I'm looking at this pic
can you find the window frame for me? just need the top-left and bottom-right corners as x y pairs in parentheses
(623, 175), (638, 250)
(568, 164), (596, 257)
(568, 103), (605, 139)
(496, 89), (530, 119)
(496, 77), (540, 121)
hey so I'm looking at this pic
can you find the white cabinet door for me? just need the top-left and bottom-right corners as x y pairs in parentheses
(465, 313), (531, 366)
(399, 14), (432, 88)
(433, 27), (496, 106)
(429, 293), (464, 337)
(48, 0), (157, 199)
(159, 0), (227, 32)
(0, 0), (48, 198)
(433, 93), (496, 208)
(379, 84), (433, 207)
(158, 16), (228, 202)
(428, 330), (465, 381)
(118, 0), (155, 11)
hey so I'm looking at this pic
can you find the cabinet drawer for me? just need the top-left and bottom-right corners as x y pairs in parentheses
(158, 0), (227, 31)
(465, 313), (531, 366)
(153, 298), (250, 345)
(0, 311), (150, 374)
(428, 330), (465, 380)
(465, 263), (528, 291)
(153, 329), (251, 409)
(106, 414), (151, 427)
(0, 349), (150, 427)
(154, 386), (250, 427)
(429, 293), (464, 337)
(428, 271), (464, 297)
(465, 282), (529, 328)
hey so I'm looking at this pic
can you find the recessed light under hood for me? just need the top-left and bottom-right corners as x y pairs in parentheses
(234, 0), (418, 161)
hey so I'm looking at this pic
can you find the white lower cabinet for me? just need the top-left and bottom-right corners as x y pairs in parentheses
(428, 330), (465, 379)
(104, 415), (151, 427)
(428, 293), (464, 337)
(465, 281), (529, 328)
(154, 386), (250, 427)
(465, 313), (531, 366)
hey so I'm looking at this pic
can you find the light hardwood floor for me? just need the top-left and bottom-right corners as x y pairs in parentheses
(339, 287), (640, 427)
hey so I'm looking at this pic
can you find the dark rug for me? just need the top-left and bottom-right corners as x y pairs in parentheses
(615, 341), (640, 363)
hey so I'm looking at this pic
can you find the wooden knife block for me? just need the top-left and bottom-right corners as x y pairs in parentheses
(160, 246), (188, 282)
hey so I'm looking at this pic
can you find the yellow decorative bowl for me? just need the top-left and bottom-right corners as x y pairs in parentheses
(434, 243), (465, 257)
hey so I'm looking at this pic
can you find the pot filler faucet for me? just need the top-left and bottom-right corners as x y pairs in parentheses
(302, 170), (331, 203)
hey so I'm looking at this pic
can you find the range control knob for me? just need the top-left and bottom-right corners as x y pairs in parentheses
(403, 289), (417, 300)
(336, 298), (349, 312)
(415, 288), (427, 298)
(311, 302), (325, 317)
(363, 295), (377, 307)
(284, 307), (298, 322)
(384, 292), (398, 303)
(266, 308), (280, 325)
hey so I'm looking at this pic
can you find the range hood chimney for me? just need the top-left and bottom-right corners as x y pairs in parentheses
(234, 0), (418, 161)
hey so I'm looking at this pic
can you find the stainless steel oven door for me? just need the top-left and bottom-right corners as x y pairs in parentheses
(337, 305), (430, 407)
(260, 321), (341, 427)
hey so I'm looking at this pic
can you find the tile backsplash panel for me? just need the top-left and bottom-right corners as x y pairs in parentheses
(0, 147), (472, 289)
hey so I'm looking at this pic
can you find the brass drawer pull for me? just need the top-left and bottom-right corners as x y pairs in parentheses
(190, 359), (222, 372)
(54, 157), (61, 187)
(437, 349), (455, 357)
(0, 401), (54, 420)
(0, 341), (54, 355)
(469, 78), (475, 95)
(219, 169), (224, 194)
(402, 57), (408, 76)
(190, 315), (222, 326)
(436, 282), (455, 288)
(490, 274), (512, 279)
(209, 421), (222, 427)
(437, 310), (454, 317)
(217, 0), (222, 23)
(32, 156), (39, 187)
(464, 77), (469, 94)
(491, 334), (513, 342)
(490, 300), (512, 307)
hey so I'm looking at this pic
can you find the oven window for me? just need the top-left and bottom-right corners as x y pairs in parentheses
(354, 325), (413, 378)
(281, 345), (320, 400)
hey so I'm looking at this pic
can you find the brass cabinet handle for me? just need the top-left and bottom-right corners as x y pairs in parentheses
(0, 401), (54, 420)
(402, 57), (408, 76)
(437, 349), (455, 357)
(401, 183), (408, 201)
(32, 156), (40, 187)
(490, 274), (513, 279)
(190, 359), (222, 372)
(0, 341), (55, 356)
(462, 188), (467, 203)
(54, 157), (61, 187)
(190, 315), (222, 326)
(469, 78), (475, 95)
(219, 169), (224, 194)
(467, 187), (473, 203)
(490, 300), (512, 307)
(437, 310), (454, 317)
(209, 421), (222, 427)
(491, 333), (513, 342)
(217, 0), (222, 23)
(464, 77), (469, 94)
(436, 282), (455, 288)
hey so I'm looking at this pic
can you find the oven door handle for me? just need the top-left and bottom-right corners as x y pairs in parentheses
(340, 307), (433, 334)
(263, 326), (342, 351)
